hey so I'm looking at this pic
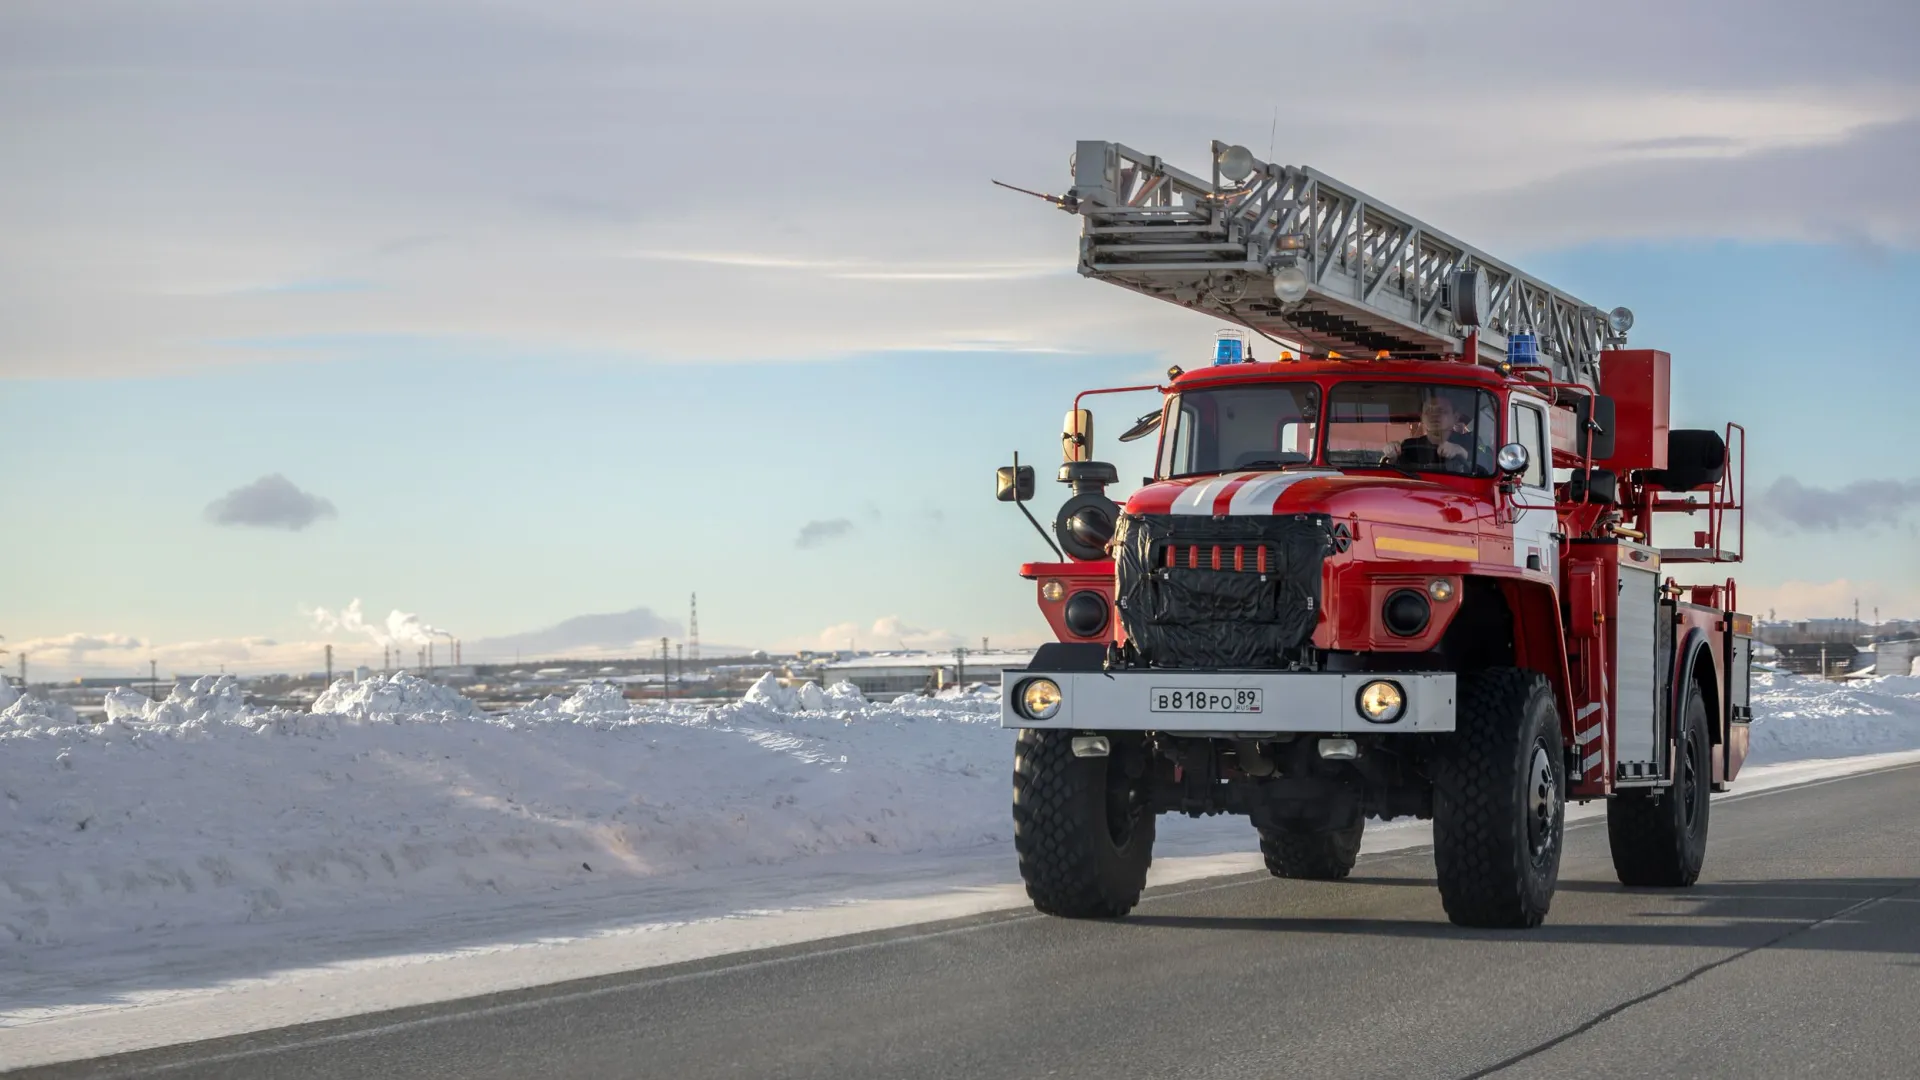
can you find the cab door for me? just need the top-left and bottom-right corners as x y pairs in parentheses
(1509, 398), (1556, 580)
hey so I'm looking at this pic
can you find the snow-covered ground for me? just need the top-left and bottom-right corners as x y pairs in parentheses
(3, 669), (1917, 951)
(2, 666), (1918, 1062)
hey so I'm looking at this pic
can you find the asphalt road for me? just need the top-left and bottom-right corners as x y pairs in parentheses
(15, 762), (1919, 1080)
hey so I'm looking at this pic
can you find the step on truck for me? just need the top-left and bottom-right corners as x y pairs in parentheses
(993, 139), (1753, 928)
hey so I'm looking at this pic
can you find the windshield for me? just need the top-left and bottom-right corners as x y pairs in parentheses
(1159, 383), (1321, 478)
(1158, 380), (1498, 478)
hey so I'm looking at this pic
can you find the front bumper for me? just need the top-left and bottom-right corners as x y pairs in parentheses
(1000, 669), (1456, 735)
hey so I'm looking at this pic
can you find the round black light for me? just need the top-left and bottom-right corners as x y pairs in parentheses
(1063, 590), (1110, 638)
(1383, 589), (1431, 637)
(1067, 506), (1113, 547)
(1054, 492), (1119, 561)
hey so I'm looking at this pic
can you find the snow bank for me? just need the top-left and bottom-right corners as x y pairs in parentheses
(312, 671), (486, 722)
(1, 676), (1005, 946)
(1745, 671), (1920, 764)
(3, 668), (1916, 949)
(2, 690), (78, 729)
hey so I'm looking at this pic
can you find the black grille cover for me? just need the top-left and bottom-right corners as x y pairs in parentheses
(1113, 512), (1331, 669)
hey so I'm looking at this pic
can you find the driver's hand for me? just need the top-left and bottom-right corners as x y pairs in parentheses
(1382, 442), (1400, 461)
(1437, 442), (1465, 461)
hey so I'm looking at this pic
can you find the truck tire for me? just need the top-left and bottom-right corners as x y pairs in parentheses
(1012, 728), (1155, 918)
(1259, 821), (1363, 880)
(1431, 668), (1565, 929)
(1607, 678), (1711, 887)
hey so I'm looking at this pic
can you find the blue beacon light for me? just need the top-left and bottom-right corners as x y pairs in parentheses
(1214, 328), (1247, 365)
(1507, 331), (1538, 367)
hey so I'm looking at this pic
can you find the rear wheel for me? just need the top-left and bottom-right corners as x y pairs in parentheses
(1259, 820), (1363, 880)
(1431, 668), (1565, 928)
(1012, 729), (1155, 918)
(1608, 678), (1711, 887)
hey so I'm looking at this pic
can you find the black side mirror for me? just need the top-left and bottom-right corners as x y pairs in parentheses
(1576, 393), (1617, 460)
(1117, 409), (1163, 443)
(996, 464), (1035, 503)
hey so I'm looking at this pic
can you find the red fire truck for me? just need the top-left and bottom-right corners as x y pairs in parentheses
(995, 140), (1753, 929)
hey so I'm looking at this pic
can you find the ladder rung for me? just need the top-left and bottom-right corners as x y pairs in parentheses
(1092, 242), (1245, 254)
(1089, 225), (1225, 235)
(1090, 261), (1260, 273)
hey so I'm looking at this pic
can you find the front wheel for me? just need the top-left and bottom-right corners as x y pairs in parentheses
(1431, 668), (1565, 929)
(1607, 678), (1711, 887)
(1012, 729), (1155, 918)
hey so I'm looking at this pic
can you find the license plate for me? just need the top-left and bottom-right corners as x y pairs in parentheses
(1149, 688), (1263, 714)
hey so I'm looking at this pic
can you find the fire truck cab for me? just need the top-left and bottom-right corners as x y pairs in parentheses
(995, 140), (1753, 929)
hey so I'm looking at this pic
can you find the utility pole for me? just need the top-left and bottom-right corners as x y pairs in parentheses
(427, 640), (434, 673)
(383, 645), (390, 674)
(17, 652), (23, 689)
(661, 636), (670, 701)
(954, 646), (969, 690)
(150, 659), (159, 702)
(417, 646), (426, 671)
(689, 593), (700, 663)
(325, 644), (334, 687)
(676, 643), (684, 699)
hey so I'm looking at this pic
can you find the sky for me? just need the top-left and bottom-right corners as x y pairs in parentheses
(3, 0), (1919, 680)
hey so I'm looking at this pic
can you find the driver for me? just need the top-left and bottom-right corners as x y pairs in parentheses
(1384, 392), (1473, 472)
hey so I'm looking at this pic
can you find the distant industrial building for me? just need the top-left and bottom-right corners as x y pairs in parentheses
(818, 650), (1036, 701)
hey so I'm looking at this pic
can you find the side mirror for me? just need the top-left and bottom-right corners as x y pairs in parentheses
(1061, 409), (1093, 462)
(1117, 409), (1163, 443)
(1497, 442), (1531, 477)
(1575, 393), (1616, 460)
(996, 464), (1035, 503)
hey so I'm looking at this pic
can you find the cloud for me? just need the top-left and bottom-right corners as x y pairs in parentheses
(15, 606), (707, 680)
(793, 616), (964, 652)
(465, 607), (684, 662)
(794, 519), (854, 549)
(307, 599), (450, 646)
(1740, 578), (1920, 621)
(1753, 476), (1920, 532)
(7, 632), (146, 662)
(205, 474), (338, 531)
(4, 1), (1917, 379)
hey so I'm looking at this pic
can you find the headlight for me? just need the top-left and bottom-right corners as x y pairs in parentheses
(1041, 579), (1066, 603)
(1357, 680), (1406, 723)
(1062, 591), (1109, 637)
(1271, 264), (1309, 303)
(1427, 578), (1454, 602)
(1019, 678), (1063, 721)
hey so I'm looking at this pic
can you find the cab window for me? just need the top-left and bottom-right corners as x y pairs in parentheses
(1323, 382), (1498, 476)
(1511, 401), (1548, 488)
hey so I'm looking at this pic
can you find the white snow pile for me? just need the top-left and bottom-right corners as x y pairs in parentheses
(312, 671), (487, 722)
(2, 667), (1916, 949)
(1745, 671), (1920, 764)
(1, 686), (78, 729)
(1, 672), (1000, 947)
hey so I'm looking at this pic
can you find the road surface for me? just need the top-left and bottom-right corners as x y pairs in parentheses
(11, 761), (1918, 1079)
